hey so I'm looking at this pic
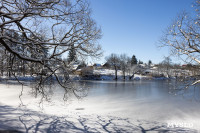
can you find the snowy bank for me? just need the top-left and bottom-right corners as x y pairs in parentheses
(0, 104), (197, 133)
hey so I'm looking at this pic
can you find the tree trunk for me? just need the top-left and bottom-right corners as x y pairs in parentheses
(115, 67), (118, 80)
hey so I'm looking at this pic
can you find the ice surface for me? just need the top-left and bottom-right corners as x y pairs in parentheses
(0, 81), (199, 132)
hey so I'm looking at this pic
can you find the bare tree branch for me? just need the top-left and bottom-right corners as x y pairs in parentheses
(0, 0), (102, 101)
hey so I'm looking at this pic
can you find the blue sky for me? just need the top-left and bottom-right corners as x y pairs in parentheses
(88, 0), (194, 64)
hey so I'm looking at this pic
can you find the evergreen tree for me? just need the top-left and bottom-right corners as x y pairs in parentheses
(148, 60), (152, 67)
(68, 45), (77, 63)
(131, 55), (137, 65)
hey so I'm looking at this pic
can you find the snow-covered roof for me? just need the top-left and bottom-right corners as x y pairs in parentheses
(72, 64), (79, 70)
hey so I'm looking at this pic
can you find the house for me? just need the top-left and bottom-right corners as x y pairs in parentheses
(93, 63), (102, 69)
(80, 66), (94, 76)
(74, 69), (82, 75)
(72, 64), (79, 70)
(102, 62), (110, 69)
(143, 69), (151, 75)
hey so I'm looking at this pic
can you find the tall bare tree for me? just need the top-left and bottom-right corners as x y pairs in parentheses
(106, 53), (120, 80)
(161, 56), (173, 78)
(119, 54), (129, 80)
(0, 0), (102, 100)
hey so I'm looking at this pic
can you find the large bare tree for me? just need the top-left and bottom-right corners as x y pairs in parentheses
(160, 0), (200, 85)
(119, 54), (129, 80)
(105, 53), (120, 80)
(0, 0), (102, 100)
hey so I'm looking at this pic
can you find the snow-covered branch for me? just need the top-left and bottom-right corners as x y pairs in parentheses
(0, 0), (102, 100)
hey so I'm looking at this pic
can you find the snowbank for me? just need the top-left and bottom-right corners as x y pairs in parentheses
(0, 103), (197, 133)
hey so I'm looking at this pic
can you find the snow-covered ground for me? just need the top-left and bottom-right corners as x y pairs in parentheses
(0, 81), (199, 132)
(93, 69), (148, 80)
(93, 69), (121, 75)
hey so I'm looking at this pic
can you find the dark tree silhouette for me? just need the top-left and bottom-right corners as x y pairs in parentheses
(131, 55), (138, 65)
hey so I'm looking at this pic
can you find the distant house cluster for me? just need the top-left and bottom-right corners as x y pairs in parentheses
(70, 61), (200, 80)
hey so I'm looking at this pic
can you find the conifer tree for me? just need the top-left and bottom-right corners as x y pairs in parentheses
(68, 45), (77, 63)
(131, 55), (137, 65)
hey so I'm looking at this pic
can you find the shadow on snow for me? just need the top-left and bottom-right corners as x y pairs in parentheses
(0, 104), (197, 133)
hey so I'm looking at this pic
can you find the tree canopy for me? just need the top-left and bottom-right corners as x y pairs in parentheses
(0, 0), (102, 100)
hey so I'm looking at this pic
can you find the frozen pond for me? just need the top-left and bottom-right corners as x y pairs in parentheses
(0, 80), (200, 132)
(67, 80), (200, 129)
